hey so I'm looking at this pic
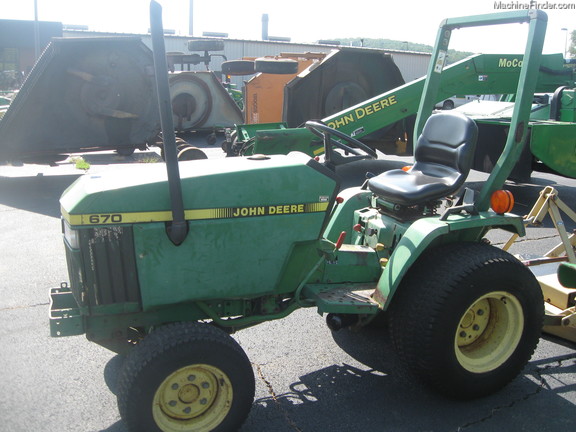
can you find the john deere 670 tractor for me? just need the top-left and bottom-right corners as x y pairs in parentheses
(51, 4), (554, 431)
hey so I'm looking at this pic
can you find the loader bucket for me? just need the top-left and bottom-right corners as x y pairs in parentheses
(282, 48), (405, 128)
(0, 37), (160, 164)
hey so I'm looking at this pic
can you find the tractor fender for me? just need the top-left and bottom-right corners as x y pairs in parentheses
(375, 213), (526, 309)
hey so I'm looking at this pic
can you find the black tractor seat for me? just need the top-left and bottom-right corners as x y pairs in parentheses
(368, 112), (478, 207)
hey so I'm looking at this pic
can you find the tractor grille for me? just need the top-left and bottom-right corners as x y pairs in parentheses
(75, 225), (141, 306)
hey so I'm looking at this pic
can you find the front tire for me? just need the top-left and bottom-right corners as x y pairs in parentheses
(389, 242), (543, 399)
(117, 322), (255, 432)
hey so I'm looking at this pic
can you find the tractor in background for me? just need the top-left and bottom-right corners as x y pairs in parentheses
(228, 49), (576, 184)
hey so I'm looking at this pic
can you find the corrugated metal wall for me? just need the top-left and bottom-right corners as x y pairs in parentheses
(388, 51), (431, 82)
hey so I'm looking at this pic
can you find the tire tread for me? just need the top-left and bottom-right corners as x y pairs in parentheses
(388, 242), (543, 398)
(117, 322), (254, 432)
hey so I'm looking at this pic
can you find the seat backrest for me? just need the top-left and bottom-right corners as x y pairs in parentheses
(414, 111), (478, 177)
(366, 112), (478, 207)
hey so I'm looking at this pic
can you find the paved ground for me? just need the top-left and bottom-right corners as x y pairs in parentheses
(1, 141), (575, 431)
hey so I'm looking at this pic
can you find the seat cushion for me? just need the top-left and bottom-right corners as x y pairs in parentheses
(367, 112), (478, 206)
(368, 163), (459, 206)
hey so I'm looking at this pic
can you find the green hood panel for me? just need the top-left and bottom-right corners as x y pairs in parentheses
(61, 154), (338, 225)
(61, 153), (340, 306)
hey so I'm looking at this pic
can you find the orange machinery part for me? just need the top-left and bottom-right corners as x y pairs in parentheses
(244, 52), (326, 124)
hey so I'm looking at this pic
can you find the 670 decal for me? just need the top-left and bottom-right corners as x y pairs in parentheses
(88, 214), (123, 224)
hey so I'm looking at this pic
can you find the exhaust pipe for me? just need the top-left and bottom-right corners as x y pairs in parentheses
(150, 0), (189, 245)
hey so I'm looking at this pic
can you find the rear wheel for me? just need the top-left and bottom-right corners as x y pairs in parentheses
(117, 322), (255, 432)
(389, 242), (543, 399)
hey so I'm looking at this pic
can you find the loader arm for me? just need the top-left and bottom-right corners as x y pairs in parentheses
(252, 52), (573, 159)
(322, 52), (572, 140)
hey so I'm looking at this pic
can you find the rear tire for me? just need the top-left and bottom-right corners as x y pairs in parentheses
(389, 242), (543, 399)
(117, 322), (255, 432)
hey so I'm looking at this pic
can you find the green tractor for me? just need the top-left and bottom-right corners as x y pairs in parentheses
(51, 4), (550, 431)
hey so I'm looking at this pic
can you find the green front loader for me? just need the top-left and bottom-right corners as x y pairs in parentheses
(231, 44), (576, 183)
(51, 4), (550, 431)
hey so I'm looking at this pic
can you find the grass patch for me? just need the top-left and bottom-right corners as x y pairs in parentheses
(69, 156), (91, 171)
(138, 155), (162, 163)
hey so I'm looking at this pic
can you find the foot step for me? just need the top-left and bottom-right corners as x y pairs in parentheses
(304, 283), (379, 314)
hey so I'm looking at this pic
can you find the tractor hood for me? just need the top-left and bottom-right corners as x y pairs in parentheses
(61, 154), (339, 227)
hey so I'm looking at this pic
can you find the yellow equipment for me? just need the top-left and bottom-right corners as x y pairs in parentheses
(503, 186), (576, 342)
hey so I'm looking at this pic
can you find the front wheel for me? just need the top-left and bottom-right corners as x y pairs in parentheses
(389, 242), (543, 399)
(117, 322), (255, 432)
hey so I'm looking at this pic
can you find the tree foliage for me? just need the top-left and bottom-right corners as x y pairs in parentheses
(337, 38), (474, 64)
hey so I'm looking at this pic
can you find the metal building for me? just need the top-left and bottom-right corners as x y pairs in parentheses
(0, 19), (62, 84)
(62, 30), (431, 85)
(1, 19), (430, 89)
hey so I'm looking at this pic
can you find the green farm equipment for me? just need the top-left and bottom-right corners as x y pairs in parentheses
(51, 4), (554, 431)
(228, 43), (576, 184)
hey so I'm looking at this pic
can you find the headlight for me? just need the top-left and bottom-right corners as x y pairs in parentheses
(63, 220), (80, 249)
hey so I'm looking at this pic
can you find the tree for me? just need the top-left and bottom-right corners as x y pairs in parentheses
(337, 37), (473, 64)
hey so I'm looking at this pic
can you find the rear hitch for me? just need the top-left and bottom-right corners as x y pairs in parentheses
(326, 313), (359, 331)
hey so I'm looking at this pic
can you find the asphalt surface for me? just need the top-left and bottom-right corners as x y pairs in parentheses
(1, 139), (575, 432)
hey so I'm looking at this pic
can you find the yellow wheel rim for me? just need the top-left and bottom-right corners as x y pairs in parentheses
(152, 364), (233, 432)
(455, 291), (524, 373)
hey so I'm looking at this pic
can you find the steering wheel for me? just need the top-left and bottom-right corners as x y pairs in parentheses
(305, 121), (377, 166)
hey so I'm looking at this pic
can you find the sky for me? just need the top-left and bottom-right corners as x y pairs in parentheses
(2, 0), (575, 55)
